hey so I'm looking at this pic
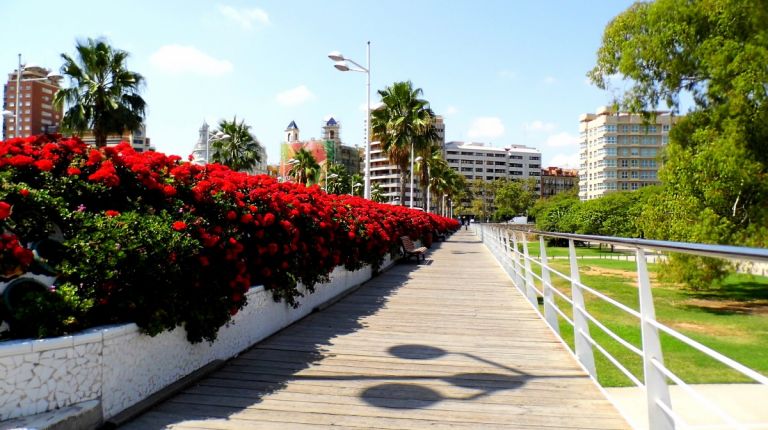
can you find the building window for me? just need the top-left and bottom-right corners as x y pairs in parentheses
(529, 156), (540, 160)
(529, 164), (540, 169)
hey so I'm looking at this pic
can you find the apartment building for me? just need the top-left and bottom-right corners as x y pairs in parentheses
(2, 65), (62, 140)
(578, 106), (679, 200)
(444, 141), (541, 184)
(370, 115), (445, 205)
(541, 166), (578, 197)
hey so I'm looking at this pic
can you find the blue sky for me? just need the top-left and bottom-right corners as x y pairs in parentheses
(1, 0), (637, 167)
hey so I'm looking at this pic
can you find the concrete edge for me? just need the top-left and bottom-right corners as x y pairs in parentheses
(99, 359), (227, 429)
(0, 399), (101, 430)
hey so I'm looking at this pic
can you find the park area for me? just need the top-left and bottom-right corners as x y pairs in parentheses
(527, 241), (768, 387)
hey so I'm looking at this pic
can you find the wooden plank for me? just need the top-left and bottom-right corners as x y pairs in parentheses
(120, 229), (628, 429)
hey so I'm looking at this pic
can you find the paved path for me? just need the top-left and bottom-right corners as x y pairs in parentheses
(122, 229), (629, 429)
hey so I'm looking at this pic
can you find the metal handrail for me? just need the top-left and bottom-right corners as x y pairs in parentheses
(504, 225), (768, 263)
(476, 223), (767, 430)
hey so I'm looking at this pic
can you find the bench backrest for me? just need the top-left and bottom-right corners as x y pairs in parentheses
(400, 236), (417, 252)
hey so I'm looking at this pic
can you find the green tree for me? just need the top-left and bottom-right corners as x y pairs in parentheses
(289, 148), (320, 186)
(530, 189), (580, 233)
(370, 81), (437, 205)
(493, 178), (538, 221)
(325, 163), (349, 194)
(590, 0), (768, 287)
(370, 183), (385, 202)
(211, 116), (263, 172)
(54, 38), (146, 147)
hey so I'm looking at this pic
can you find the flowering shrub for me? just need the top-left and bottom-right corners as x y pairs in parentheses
(0, 135), (458, 342)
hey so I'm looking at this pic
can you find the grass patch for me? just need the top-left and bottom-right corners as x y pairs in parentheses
(528, 253), (768, 387)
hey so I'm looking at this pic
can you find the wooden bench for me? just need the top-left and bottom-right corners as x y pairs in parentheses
(400, 236), (427, 262)
(433, 229), (447, 241)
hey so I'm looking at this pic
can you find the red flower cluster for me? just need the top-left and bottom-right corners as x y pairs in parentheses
(0, 233), (33, 278)
(0, 134), (459, 340)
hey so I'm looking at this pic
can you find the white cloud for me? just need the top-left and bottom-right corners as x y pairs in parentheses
(218, 5), (270, 29)
(548, 152), (579, 168)
(543, 76), (557, 85)
(467, 117), (505, 140)
(149, 45), (233, 76)
(545, 132), (580, 148)
(276, 85), (315, 107)
(523, 120), (556, 133)
(444, 105), (459, 116)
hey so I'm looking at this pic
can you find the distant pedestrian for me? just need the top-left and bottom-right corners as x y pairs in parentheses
(463, 216), (468, 230)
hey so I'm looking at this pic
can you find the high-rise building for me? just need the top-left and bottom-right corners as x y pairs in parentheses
(444, 141), (541, 183)
(541, 166), (579, 197)
(578, 106), (679, 200)
(2, 65), (62, 140)
(370, 115), (445, 205)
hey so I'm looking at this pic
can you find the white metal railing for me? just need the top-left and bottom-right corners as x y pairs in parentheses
(475, 223), (768, 430)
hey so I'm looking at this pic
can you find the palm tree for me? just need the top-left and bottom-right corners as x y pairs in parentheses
(289, 148), (320, 186)
(370, 81), (437, 205)
(211, 116), (263, 172)
(53, 38), (146, 147)
(415, 143), (447, 210)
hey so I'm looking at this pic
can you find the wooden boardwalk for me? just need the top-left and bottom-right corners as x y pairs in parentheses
(122, 229), (629, 430)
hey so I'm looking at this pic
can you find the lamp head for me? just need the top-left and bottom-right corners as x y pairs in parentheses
(328, 173), (339, 178)
(220, 134), (231, 139)
(327, 51), (345, 62)
(46, 72), (63, 80)
(333, 61), (350, 72)
(415, 156), (424, 163)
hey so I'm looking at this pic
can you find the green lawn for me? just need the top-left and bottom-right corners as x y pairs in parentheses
(522, 240), (636, 258)
(526, 252), (768, 387)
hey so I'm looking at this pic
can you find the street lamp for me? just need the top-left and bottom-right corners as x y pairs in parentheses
(413, 156), (425, 210)
(442, 194), (448, 217)
(328, 42), (371, 200)
(352, 182), (362, 196)
(285, 158), (300, 182)
(205, 130), (230, 164)
(325, 173), (338, 192)
(3, 54), (62, 138)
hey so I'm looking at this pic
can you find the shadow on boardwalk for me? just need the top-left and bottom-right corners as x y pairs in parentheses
(121, 230), (628, 430)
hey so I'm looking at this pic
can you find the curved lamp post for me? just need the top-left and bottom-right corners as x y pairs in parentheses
(325, 173), (338, 192)
(328, 42), (371, 200)
(205, 130), (230, 164)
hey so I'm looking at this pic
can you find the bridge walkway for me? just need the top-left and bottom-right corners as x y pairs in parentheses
(122, 229), (629, 429)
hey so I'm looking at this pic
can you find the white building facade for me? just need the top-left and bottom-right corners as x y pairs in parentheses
(444, 141), (542, 185)
(579, 106), (679, 200)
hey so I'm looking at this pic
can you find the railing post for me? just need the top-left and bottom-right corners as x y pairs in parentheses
(500, 230), (512, 277)
(520, 232), (538, 307)
(637, 248), (674, 430)
(510, 232), (524, 294)
(569, 239), (596, 378)
(540, 236), (560, 336)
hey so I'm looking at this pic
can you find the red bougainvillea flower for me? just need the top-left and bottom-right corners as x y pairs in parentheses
(105, 210), (120, 218)
(67, 166), (82, 176)
(19, 189), (29, 197)
(172, 221), (187, 231)
(0, 201), (11, 219)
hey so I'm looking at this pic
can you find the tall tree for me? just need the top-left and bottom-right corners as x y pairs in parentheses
(289, 148), (320, 186)
(211, 116), (263, 172)
(493, 178), (538, 221)
(54, 38), (146, 147)
(590, 0), (768, 287)
(370, 81), (437, 205)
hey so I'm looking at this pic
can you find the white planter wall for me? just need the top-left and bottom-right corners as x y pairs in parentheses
(0, 256), (393, 422)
